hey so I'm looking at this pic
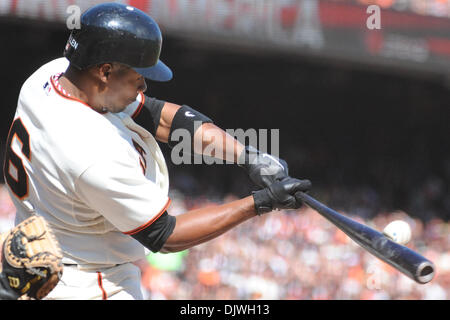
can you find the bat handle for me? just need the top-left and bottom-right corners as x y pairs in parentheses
(295, 191), (324, 210)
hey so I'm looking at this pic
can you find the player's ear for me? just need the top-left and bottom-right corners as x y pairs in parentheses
(97, 63), (113, 82)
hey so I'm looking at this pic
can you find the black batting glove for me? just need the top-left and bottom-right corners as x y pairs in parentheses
(252, 177), (312, 215)
(238, 145), (289, 189)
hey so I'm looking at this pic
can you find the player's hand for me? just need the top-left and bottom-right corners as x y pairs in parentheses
(238, 145), (289, 189)
(252, 177), (312, 215)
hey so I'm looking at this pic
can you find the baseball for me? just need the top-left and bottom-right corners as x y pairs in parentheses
(382, 220), (412, 245)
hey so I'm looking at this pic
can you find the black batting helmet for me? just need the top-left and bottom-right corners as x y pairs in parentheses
(63, 2), (172, 82)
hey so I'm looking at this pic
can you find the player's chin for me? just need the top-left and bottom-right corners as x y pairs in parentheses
(111, 98), (136, 113)
(124, 95), (138, 107)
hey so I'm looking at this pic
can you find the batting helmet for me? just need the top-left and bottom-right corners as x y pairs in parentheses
(63, 2), (172, 82)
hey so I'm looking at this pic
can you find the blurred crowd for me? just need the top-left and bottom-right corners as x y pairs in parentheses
(135, 190), (450, 300)
(1, 184), (448, 300)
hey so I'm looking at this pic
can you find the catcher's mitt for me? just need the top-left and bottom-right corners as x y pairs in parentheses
(0, 215), (63, 300)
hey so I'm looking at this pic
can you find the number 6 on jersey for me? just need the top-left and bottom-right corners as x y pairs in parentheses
(3, 118), (31, 199)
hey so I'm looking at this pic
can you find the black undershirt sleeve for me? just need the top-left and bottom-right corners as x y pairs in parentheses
(130, 211), (176, 253)
(133, 96), (166, 136)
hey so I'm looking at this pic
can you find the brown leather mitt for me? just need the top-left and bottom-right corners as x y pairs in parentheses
(0, 215), (63, 300)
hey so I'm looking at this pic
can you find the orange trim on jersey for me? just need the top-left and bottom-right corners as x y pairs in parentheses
(50, 75), (107, 114)
(131, 92), (146, 119)
(139, 158), (146, 175)
(97, 272), (107, 300)
(123, 198), (172, 236)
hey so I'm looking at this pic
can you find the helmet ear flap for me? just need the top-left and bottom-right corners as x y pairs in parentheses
(63, 32), (77, 63)
(63, 31), (87, 70)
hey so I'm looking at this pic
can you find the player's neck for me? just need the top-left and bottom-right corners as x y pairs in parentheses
(59, 67), (104, 112)
(59, 68), (88, 99)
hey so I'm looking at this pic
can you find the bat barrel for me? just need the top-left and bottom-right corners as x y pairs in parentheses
(295, 192), (435, 284)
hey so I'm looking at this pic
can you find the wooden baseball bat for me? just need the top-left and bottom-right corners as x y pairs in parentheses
(295, 191), (435, 284)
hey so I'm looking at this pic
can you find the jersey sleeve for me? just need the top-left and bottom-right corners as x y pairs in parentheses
(74, 158), (171, 234)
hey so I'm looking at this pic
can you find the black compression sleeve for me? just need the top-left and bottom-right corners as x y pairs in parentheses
(133, 95), (166, 136)
(130, 211), (176, 253)
(168, 105), (213, 148)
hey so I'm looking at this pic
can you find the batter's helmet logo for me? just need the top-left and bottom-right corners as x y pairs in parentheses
(67, 34), (78, 50)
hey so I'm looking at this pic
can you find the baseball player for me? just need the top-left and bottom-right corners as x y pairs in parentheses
(3, 3), (311, 300)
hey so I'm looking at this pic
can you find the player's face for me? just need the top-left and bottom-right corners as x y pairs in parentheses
(101, 64), (147, 113)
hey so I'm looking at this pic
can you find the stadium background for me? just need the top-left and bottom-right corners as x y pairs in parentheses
(0, 0), (449, 299)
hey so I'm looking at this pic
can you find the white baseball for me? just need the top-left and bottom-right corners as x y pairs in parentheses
(382, 220), (412, 245)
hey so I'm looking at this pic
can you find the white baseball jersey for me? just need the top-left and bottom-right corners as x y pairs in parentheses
(4, 58), (171, 269)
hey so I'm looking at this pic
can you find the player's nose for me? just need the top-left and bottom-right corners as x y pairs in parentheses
(138, 78), (147, 93)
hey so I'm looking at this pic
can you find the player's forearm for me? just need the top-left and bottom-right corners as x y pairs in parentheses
(193, 122), (245, 163)
(161, 196), (256, 252)
(151, 101), (245, 162)
(154, 102), (181, 143)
